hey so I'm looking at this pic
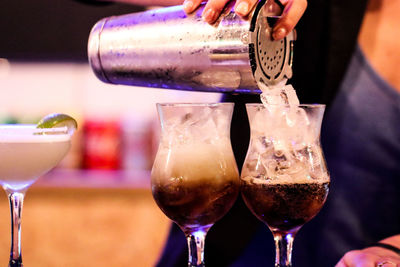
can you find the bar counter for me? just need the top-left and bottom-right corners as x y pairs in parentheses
(0, 169), (170, 267)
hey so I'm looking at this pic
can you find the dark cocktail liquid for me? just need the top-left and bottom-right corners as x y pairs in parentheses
(152, 178), (239, 231)
(241, 178), (329, 232)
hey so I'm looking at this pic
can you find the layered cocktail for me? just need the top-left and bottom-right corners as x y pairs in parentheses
(151, 103), (239, 267)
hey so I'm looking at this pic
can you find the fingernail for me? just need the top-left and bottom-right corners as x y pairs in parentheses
(202, 8), (217, 23)
(183, 0), (194, 13)
(273, 27), (287, 40)
(235, 2), (249, 16)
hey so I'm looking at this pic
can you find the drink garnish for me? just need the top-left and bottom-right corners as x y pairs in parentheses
(36, 113), (78, 135)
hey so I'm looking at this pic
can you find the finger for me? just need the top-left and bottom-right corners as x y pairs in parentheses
(335, 259), (348, 267)
(202, 0), (230, 23)
(182, 0), (203, 14)
(342, 251), (376, 267)
(273, 0), (307, 40)
(234, 0), (258, 17)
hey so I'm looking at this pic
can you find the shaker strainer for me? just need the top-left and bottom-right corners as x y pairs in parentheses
(88, 0), (295, 93)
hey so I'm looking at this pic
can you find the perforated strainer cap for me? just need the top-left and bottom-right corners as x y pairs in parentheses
(249, 1), (296, 87)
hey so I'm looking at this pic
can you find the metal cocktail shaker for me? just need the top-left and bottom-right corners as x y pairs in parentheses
(87, 0), (295, 94)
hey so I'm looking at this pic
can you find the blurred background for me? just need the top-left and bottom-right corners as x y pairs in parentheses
(0, 0), (221, 266)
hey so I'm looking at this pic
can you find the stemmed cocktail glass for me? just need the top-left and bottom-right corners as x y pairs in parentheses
(151, 103), (239, 267)
(241, 104), (329, 267)
(0, 118), (75, 267)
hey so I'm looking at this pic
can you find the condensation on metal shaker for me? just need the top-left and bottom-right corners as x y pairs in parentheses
(87, 1), (295, 94)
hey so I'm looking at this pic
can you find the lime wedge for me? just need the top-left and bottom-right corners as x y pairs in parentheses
(36, 113), (78, 134)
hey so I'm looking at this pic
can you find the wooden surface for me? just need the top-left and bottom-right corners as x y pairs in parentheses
(0, 187), (170, 267)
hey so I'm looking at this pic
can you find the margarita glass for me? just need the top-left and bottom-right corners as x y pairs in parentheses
(0, 123), (73, 267)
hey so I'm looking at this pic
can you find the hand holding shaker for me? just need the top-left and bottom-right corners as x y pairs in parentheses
(87, 0), (295, 93)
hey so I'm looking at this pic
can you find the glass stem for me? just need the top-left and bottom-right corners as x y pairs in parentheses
(186, 230), (207, 267)
(8, 191), (25, 267)
(273, 230), (297, 267)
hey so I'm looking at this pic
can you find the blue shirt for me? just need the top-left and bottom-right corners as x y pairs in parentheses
(294, 45), (400, 266)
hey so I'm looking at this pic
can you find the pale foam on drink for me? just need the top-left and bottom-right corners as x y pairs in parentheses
(152, 141), (238, 184)
(0, 125), (71, 190)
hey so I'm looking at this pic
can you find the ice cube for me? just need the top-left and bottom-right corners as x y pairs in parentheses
(309, 166), (329, 181)
(283, 84), (300, 106)
(251, 107), (271, 134)
(257, 78), (288, 94)
(243, 158), (267, 178)
(285, 109), (297, 127)
(211, 106), (230, 139)
(250, 176), (270, 184)
(295, 108), (310, 127)
(260, 87), (288, 105)
(262, 158), (278, 178)
(293, 144), (325, 181)
(258, 136), (273, 151)
(162, 116), (189, 145)
(306, 144), (322, 168)
(179, 108), (216, 143)
(284, 108), (312, 146)
(272, 139), (288, 155)
(260, 91), (285, 105)
(259, 84), (300, 106)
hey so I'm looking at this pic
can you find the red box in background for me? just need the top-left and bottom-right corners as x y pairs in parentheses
(82, 120), (121, 170)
